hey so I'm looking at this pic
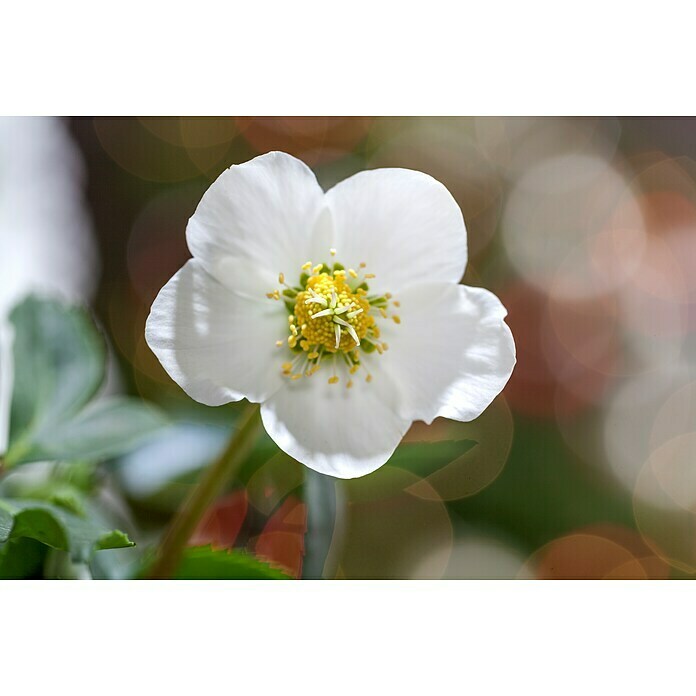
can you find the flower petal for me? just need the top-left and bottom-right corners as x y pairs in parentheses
(324, 168), (467, 293)
(379, 283), (516, 423)
(186, 151), (328, 299)
(145, 260), (286, 405)
(260, 364), (411, 479)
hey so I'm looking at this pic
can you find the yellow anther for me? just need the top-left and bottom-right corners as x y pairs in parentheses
(276, 256), (395, 383)
(392, 300), (400, 307)
(382, 342), (389, 351)
(392, 315), (401, 324)
(385, 293), (392, 299)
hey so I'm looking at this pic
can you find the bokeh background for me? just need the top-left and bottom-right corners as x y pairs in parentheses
(6, 116), (696, 579)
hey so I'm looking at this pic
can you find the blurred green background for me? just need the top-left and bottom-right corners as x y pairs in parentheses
(5, 116), (696, 579)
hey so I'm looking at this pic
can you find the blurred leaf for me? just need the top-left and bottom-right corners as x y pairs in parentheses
(20, 397), (168, 463)
(7, 296), (105, 461)
(389, 439), (477, 476)
(0, 498), (134, 563)
(449, 422), (636, 552)
(5, 297), (166, 466)
(0, 506), (13, 540)
(0, 538), (48, 579)
(172, 545), (291, 579)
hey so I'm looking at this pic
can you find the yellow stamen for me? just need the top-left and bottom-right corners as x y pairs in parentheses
(276, 256), (401, 385)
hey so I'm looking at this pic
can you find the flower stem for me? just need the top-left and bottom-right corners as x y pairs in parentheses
(148, 403), (261, 579)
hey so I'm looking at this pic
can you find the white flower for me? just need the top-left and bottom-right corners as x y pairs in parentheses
(0, 117), (96, 455)
(146, 152), (516, 478)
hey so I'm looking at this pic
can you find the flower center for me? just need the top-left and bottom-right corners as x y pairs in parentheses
(266, 251), (400, 387)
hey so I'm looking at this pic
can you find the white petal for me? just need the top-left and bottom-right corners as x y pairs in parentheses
(186, 152), (328, 299)
(380, 283), (516, 423)
(145, 260), (286, 405)
(260, 363), (411, 479)
(324, 168), (467, 293)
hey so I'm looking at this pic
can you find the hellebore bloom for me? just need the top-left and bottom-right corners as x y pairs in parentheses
(146, 152), (515, 478)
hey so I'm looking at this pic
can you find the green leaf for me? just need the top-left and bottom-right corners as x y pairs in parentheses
(0, 538), (48, 579)
(16, 397), (168, 464)
(389, 439), (477, 476)
(0, 506), (13, 542)
(4, 297), (166, 466)
(0, 499), (134, 563)
(7, 296), (105, 462)
(172, 546), (291, 580)
(449, 422), (637, 553)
